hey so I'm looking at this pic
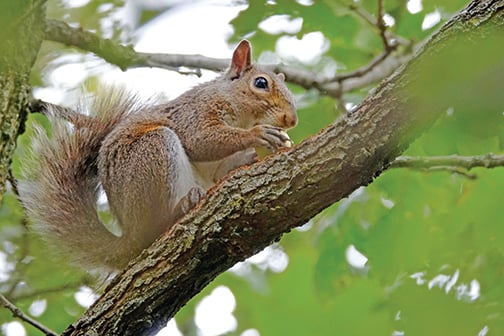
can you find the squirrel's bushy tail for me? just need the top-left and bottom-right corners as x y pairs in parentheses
(18, 88), (149, 274)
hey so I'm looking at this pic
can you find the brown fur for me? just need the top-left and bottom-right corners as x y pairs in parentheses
(17, 40), (297, 275)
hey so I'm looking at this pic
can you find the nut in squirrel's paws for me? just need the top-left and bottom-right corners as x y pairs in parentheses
(256, 130), (293, 159)
(281, 130), (293, 148)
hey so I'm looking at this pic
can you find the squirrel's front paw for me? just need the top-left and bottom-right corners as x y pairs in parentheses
(251, 125), (292, 151)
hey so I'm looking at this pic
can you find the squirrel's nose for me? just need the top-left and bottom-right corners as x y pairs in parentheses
(283, 110), (298, 129)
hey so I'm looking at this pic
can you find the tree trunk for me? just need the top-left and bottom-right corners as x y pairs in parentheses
(60, 0), (503, 335)
(0, 1), (46, 200)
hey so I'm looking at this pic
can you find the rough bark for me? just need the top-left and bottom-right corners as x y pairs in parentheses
(60, 1), (503, 335)
(0, 1), (46, 200)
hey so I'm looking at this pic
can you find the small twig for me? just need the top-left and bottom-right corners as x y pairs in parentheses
(332, 51), (389, 81)
(0, 294), (58, 336)
(426, 166), (477, 179)
(11, 281), (88, 301)
(350, 3), (375, 27)
(319, 1), (410, 85)
(350, 3), (410, 46)
(391, 154), (504, 171)
(399, 166), (478, 179)
(377, 0), (393, 51)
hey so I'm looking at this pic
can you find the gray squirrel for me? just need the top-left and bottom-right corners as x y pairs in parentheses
(18, 40), (297, 275)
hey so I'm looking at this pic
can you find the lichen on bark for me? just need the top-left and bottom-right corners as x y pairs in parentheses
(0, 1), (46, 199)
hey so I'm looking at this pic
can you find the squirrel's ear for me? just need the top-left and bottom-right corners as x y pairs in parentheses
(228, 40), (252, 79)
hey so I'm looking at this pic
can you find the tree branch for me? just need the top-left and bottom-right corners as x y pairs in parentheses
(61, 1), (504, 335)
(43, 19), (411, 98)
(0, 0), (45, 199)
(376, 0), (393, 52)
(391, 154), (504, 179)
(9, 281), (88, 302)
(320, 0), (410, 85)
(392, 154), (504, 170)
(43, 19), (142, 71)
(1, 294), (58, 336)
(349, 1), (410, 47)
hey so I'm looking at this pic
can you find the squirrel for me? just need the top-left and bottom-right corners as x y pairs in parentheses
(17, 40), (297, 275)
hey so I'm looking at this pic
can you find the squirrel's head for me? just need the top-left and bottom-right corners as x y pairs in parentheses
(225, 40), (298, 130)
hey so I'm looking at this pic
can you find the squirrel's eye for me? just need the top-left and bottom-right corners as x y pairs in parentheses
(254, 77), (268, 90)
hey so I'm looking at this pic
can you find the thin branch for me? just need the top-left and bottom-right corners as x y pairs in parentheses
(44, 19), (141, 71)
(349, 0), (414, 74)
(11, 281), (88, 302)
(350, 2), (410, 46)
(0, 294), (58, 336)
(332, 51), (389, 81)
(43, 19), (412, 98)
(415, 166), (478, 179)
(136, 52), (226, 73)
(377, 0), (393, 52)
(322, 52), (412, 94)
(318, 0), (413, 85)
(44, 19), (207, 77)
(391, 154), (504, 170)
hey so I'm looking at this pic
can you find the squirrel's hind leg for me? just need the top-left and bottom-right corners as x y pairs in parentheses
(98, 124), (198, 247)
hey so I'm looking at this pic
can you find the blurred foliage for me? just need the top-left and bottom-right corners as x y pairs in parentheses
(46, 0), (125, 39)
(2, 0), (504, 336)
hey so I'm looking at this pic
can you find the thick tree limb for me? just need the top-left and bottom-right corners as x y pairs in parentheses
(62, 1), (503, 335)
(0, 2), (45, 198)
(0, 3), (47, 332)
(43, 18), (411, 98)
